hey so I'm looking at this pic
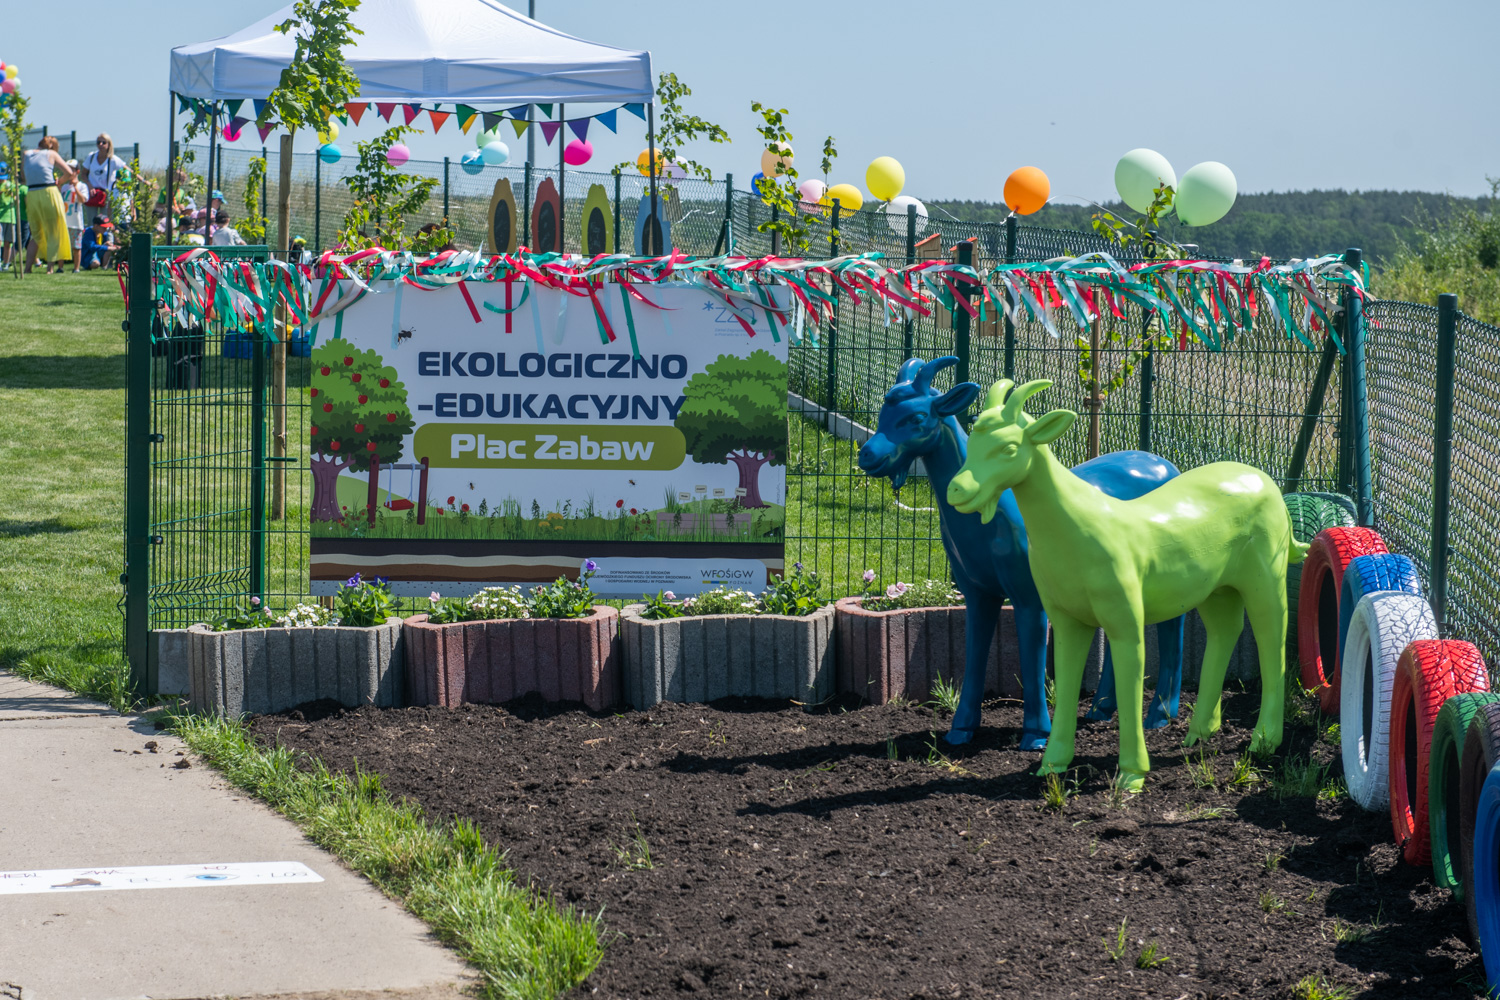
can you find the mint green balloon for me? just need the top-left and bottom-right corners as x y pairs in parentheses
(1175, 161), (1237, 226)
(1113, 148), (1175, 215)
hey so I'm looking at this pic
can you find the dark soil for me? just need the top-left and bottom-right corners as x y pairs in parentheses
(248, 692), (1484, 999)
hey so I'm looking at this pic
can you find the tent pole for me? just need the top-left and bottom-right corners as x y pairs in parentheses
(205, 103), (218, 242)
(167, 92), (177, 243)
(526, 0), (536, 170)
(647, 102), (659, 255)
(558, 102), (566, 253)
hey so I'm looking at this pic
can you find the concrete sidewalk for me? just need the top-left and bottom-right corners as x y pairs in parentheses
(0, 671), (474, 1000)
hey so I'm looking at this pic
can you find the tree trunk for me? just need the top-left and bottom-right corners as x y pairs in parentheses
(311, 454), (349, 521)
(727, 451), (770, 508)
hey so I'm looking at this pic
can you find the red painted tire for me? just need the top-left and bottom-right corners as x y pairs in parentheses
(1461, 703), (1500, 944)
(1389, 640), (1490, 865)
(1298, 526), (1388, 713)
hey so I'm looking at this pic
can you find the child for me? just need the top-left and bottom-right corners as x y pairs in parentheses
(61, 160), (90, 272)
(210, 211), (246, 247)
(79, 215), (114, 270)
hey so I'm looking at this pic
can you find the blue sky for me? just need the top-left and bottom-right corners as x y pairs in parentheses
(7, 0), (1497, 204)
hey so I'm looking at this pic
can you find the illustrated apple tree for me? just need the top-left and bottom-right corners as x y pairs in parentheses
(309, 340), (414, 521)
(673, 349), (787, 508)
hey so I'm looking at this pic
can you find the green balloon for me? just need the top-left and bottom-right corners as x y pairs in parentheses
(1113, 148), (1175, 215)
(1175, 161), (1237, 227)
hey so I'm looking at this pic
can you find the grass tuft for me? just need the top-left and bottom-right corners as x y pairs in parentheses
(1103, 918), (1129, 962)
(1134, 940), (1171, 970)
(165, 709), (602, 999)
(1292, 973), (1355, 1000)
(927, 674), (960, 715)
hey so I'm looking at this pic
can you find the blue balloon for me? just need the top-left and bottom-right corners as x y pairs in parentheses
(480, 141), (510, 166)
(318, 143), (342, 164)
(750, 171), (767, 195)
(460, 150), (485, 175)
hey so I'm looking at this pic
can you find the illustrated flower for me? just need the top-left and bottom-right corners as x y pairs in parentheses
(885, 582), (908, 599)
(663, 591), (676, 601)
(584, 559), (599, 573)
(447, 495), (456, 505)
(863, 568), (876, 584)
(630, 508), (638, 515)
(430, 591), (441, 602)
(615, 499), (624, 508)
(461, 504), (470, 512)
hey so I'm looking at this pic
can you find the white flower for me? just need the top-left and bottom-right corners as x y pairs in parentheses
(430, 591), (441, 603)
(862, 569), (876, 584)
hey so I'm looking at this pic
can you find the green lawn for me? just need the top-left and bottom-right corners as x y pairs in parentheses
(0, 272), (136, 708)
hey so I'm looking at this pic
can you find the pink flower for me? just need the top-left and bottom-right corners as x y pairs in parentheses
(250, 596), (261, 606)
(885, 582), (908, 599)
(663, 591), (676, 601)
(862, 569), (875, 584)
(429, 591), (441, 602)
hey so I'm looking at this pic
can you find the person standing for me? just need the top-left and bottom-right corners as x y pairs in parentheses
(81, 134), (128, 219)
(209, 211), (246, 246)
(61, 160), (90, 273)
(0, 164), (19, 271)
(23, 137), (77, 274)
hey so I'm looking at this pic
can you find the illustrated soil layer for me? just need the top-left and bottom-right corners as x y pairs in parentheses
(249, 692), (1482, 999)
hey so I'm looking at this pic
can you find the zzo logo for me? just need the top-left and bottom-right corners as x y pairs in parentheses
(701, 301), (758, 327)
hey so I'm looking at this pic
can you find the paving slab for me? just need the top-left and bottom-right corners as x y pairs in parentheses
(0, 671), (474, 1000)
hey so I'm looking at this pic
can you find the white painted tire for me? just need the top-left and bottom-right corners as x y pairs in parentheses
(1341, 592), (1438, 811)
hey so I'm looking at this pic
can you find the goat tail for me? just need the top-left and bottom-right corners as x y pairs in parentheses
(1288, 536), (1311, 565)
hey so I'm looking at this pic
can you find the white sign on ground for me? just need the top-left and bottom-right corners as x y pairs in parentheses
(0, 861), (323, 895)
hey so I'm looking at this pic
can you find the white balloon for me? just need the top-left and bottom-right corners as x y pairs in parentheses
(885, 195), (928, 235)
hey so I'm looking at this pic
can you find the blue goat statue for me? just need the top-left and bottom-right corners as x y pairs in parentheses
(855, 356), (1185, 747)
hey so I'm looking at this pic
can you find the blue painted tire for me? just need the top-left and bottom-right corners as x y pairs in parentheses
(1337, 554), (1423, 672)
(1470, 758), (1500, 981)
(1463, 704), (1500, 944)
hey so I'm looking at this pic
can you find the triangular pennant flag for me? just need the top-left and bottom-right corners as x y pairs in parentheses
(403, 103), (422, 125)
(536, 103), (553, 119)
(345, 102), (367, 125)
(456, 104), (478, 132)
(624, 103), (646, 121)
(257, 122), (276, 143)
(376, 102), (396, 121)
(595, 108), (618, 133)
(226, 99), (245, 118)
(178, 95), (191, 114)
(504, 105), (529, 119)
(510, 118), (530, 139)
(482, 112), (503, 134)
(428, 110), (451, 133)
(336, 114), (349, 126)
(230, 116), (250, 134)
(540, 121), (562, 146)
(253, 99), (268, 121)
(568, 119), (589, 142)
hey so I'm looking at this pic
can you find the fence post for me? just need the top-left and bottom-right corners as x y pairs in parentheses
(770, 204), (780, 257)
(133, 142), (140, 166)
(613, 169), (622, 254)
(313, 148), (322, 252)
(825, 200), (841, 414)
(903, 203), (916, 357)
(1430, 292), (1459, 626)
(1287, 335), (1340, 490)
(250, 289), (267, 600)
(260, 146), (268, 225)
(523, 162), (532, 247)
(1003, 215), (1018, 381)
(721, 174), (734, 255)
(1344, 248), (1372, 524)
(1137, 335), (1154, 453)
(953, 240), (975, 396)
(124, 232), (154, 699)
(443, 156), (450, 225)
(70, 130), (76, 160)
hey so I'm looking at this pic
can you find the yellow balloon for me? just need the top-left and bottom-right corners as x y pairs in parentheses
(866, 156), (905, 202)
(4, 65), (18, 80)
(760, 144), (793, 178)
(823, 183), (864, 213)
(636, 148), (662, 176)
(317, 119), (340, 144)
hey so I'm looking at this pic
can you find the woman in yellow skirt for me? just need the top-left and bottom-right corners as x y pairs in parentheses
(23, 136), (78, 273)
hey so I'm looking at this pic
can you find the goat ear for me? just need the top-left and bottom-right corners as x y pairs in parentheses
(932, 382), (981, 418)
(1024, 409), (1077, 445)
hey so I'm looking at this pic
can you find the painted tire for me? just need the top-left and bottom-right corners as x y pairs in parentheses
(1304, 491), (1358, 526)
(1340, 592), (1438, 812)
(1430, 691), (1500, 897)
(1390, 641), (1489, 865)
(1338, 553), (1423, 679)
(1283, 494), (1358, 660)
(1475, 763), (1500, 984)
(1298, 527), (1389, 713)
(1462, 704), (1500, 944)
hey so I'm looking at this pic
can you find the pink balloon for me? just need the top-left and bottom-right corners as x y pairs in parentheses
(563, 139), (593, 166)
(223, 123), (243, 142)
(386, 143), (410, 167)
(0, 80), (15, 95)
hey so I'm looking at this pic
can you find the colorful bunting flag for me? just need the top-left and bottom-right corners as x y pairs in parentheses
(624, 103), (646, 121)
(428, 110), (451, 133)
(536, 103), (553, 119)
(540, 121), (562, 146)
(482, 112), (502, 134)
(178, 95), (191, 114)
(376, 102), (396, 121)
(504, 105), (529, 119)
(456, 104), (478, 132)
(226, 99), (245, 118)
(510, 118), (530, 139)
(257, 122), (277, 143)
(230, 116), (250, 134)
(253, 99), (268, 121)
(595, 108), (618, 133)
(567, 119), (589, 142)
(345, 102), (367, 125)
(403, 103), (422, 125)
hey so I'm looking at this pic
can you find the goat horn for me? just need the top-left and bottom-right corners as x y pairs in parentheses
(894, 358), (924, 386)
(913, 355), (959, 393)
(982, 379), (1014, 411)
(1001, 379), (1054, 425)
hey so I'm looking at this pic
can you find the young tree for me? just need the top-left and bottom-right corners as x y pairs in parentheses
(674, 350), (788, 508)
(616, 72), (730, 181)
(336, 125), (448, 251)
(748, 102), (838, 256)
(2, 90), (32, 279)
(309, 340), (414, 520)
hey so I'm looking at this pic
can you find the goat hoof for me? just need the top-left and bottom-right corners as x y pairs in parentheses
(1249, 728), (1281, 756)
(1143, 711), (1170, 730)
(943, 726), (976, 747)
(1019, 729), (1049, 751)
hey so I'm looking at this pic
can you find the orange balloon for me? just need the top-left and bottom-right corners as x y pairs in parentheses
(1003, 166), (1050, 215)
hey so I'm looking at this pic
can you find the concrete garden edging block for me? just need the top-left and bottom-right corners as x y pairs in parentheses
(187, 618), (404, 716)
(620, 603), (835, 709)
(835, 597), (1025, 704)
(403, 607), (621, 711)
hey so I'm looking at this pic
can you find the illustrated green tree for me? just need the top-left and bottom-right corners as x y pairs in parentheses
(308, 340), (414, 521)
(674, 350), (788, 508)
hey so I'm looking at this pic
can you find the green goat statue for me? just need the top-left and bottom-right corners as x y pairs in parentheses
(946, 379), (1307, 791)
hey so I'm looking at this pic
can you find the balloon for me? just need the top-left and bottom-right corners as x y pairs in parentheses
(866, 156), (905, 202)
(223, 122), (243, 143)
(0, 81), (14, 95)
(636, 148), (661, 176)
(1174, 161), (1237, 226)
(796, 179), (826, 212)
(386, 143), (410, 167)
(1113, 148), (1176, 215)
(318, 143), (342, 164)
(749, 171), (768, 197)
(317, 119), (340, 144)
(663, 158), (687, 181)
(4, 65), (18, 80)
(476, 128), (500, 148)
(761, 145), (793, 178)
(884, 195), (928, 235)
(460, 149), (485, 175)
(480, 141), (510, 165)
(824, 183), (863, 212)
(563, 139), (593, 166)
(1003, 166), (1049, 215)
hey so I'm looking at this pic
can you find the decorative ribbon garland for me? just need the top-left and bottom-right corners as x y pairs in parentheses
(125, 247), (1365, 358)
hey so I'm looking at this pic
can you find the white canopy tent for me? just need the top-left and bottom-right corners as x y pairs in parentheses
(167, 0), (658, 251)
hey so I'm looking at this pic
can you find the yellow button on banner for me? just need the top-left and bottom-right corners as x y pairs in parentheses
(416, 423), (687, 470)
